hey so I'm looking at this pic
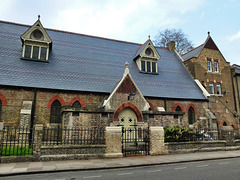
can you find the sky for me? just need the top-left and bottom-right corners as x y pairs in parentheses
(0, 0), (239, 65)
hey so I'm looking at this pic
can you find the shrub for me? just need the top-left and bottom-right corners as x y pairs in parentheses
(164, 125), (197, 142)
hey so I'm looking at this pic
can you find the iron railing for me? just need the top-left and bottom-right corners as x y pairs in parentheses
(42, 127), (105, 145)
(122, 127), (149, 156)
(0, 126), (34, 156)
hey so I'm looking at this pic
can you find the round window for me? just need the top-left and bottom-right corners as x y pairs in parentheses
(32, 29), (43, 40)
(145, 48), (152, 56)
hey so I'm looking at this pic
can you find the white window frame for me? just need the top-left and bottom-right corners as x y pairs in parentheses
(216, 83), (221, 95)
(23, 44), (49, 60)
(209, 82), (214, 95)
(207, 60), (212, 72)
(214, 61), (219, 73)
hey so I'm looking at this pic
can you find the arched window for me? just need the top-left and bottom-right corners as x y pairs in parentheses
(0, 100), (2, 122)
(223, 122), (227, 126)
(175, 106), (182, 112)
(188, 107), (195, 124)
(50, 100), (62, 123)
(72, 101), (81, 108)
(72, 101), (81, 116)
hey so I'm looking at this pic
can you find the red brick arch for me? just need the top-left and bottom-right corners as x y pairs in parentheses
(147, 100), (154, 110)
(230, 122), (237, 129)
(69, 97), (86, 107)
(172, 103), (185, 112)
(47, 95), (66, 108)
(113, 102), (143, 122)
(0, 92), (7, 106)
(186, 104), (197, 113)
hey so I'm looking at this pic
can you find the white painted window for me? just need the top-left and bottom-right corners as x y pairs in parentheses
(214, 61), (219, 72)
(216, 83), (221, 95)
(209, 82), (214, 95)
(207, 60), (212, 72)
(23, 45), (48, 60)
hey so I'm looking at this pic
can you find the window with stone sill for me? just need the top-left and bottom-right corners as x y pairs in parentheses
(209, 82), (214, 95)
(216, 83), (221, 95)
(214, 61), (219, 73)
(207, 60), (212, 72)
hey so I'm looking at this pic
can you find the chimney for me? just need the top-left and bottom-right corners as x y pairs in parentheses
(167, 41), (175, 52)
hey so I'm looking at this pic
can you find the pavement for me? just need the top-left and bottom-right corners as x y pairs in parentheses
(1, 150), (240, 177)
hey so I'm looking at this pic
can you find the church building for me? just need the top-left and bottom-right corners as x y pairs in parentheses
(0, 17), (215, 131)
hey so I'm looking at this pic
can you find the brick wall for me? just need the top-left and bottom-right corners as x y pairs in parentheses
(183, 47), (238, 128)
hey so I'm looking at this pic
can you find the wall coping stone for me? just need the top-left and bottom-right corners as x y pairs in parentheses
(106, 126), (122, 132)
(41, 145), (106, 149)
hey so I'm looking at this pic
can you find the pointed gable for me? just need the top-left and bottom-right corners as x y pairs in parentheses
(134, 37), (160, 74)
(103, 62), (150, 111)
(183, 33), (220, 61)
(116, 75), (138, 94)
(204, 36), (219, 51)
(20, 16), (52, 62)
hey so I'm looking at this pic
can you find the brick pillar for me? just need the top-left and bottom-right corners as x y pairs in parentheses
(105, 127), (123, 158)
(149, 126), (167, 155)
(33, 124), (43, 160)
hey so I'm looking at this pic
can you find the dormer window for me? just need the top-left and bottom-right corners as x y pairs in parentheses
(134, 39), (160, 74)
(23, 45), (47, 60)
(20, 16), (52, 62)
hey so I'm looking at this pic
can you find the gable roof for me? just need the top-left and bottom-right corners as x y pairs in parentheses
(182, 34), (220, 61)
(0, 20), (206, 100)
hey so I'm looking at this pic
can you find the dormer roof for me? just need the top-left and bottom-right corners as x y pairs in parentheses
(134, 38), (160, 60)
(20, 17), (52, 49)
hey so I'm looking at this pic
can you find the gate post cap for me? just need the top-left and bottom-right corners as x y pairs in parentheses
(35, 124), (43, 131)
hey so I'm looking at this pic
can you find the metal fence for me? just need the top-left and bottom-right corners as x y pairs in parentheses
(0, 126), (34, 156)
(42, 127), (105, 145)
(165, 128), (218, 142)
(122, 127), (149, 156)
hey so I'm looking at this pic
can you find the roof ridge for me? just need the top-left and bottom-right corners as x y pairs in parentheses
(0, 19), (168, 50)
(0, 19), (142, 46)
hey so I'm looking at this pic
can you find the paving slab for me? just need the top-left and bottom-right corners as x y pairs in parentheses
(0, 150), (240, 176)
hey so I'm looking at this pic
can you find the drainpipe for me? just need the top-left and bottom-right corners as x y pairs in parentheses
(236, 76), (240, 113)
(232, 74), (237, 112)
(164, 98), (167, 112)
(29, 88), (37, 144)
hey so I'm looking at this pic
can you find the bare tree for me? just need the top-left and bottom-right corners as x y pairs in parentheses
(153, 29), (194, 55)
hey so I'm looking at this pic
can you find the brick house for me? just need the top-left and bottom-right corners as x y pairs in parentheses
(182, 33), (239, 132)
(0, 18), (214, 130)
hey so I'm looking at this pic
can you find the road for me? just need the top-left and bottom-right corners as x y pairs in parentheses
(2, 158), (240, 180)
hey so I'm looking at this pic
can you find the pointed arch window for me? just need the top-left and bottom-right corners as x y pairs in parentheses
(188, 107), (195, 125)
(72, 101), (81, 116)
(0, 100), (2, 122)
(50, 100), (62, 123)
(175, 106), (182, 112)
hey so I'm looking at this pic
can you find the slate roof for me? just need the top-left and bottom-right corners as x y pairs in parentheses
(232, 64), (240, 74)
(182, 44), (204, 61)
(0, 20), (206, 100)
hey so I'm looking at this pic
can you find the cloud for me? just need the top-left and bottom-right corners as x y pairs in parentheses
(54, 0), (205, 42)
(227, 31), (240, 41)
